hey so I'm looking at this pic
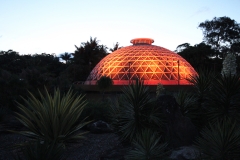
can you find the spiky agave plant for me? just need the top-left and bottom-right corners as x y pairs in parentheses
(125, 129), (168, 160)
(195, 118), (240, 159)
(15, 87), (90, 145)
(206, 74), (240, 124)
(174, 90), (197, 117)
(110, 80), (164, 142)
(187, 69), (216, 130)
(187, 69), (215, 108)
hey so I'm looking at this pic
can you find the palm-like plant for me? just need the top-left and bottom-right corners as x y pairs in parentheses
(195, 118), (240, 159)
(206, 74), (240, 123)
(110, 80), (164, 142)
(15, 88), (89, 144)
(60, 52), (72, 64)
(174, 90), (197, 119)
(187, 69), (216, 129)
(187, 69), (215, 107)
(125, 129), (168, 160)
(109, 42), (122, 52)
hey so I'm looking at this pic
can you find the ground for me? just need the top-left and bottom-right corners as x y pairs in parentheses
(0, 132), (128, 160)
(0, 116), (129, 160)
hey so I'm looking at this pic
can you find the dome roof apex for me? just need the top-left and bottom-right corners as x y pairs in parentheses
(130, 38), (154, 45)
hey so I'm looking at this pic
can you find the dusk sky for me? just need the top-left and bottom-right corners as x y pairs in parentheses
(1, 0), (240, 55)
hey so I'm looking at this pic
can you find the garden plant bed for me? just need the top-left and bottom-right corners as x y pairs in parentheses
(0, 129), (128, 160)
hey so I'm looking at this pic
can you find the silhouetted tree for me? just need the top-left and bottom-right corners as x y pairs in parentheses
(199, 16), (240, 57)
(176, 43), (222, 72)
(60, 52), (72, 64)
(72, 37), (108, 81)
(109, 42), (122, 52)
(73, 37), (107, 66)
(0, 51), (68, 109)
(0, 50), (23, 74)
(175, 43), (190, 52)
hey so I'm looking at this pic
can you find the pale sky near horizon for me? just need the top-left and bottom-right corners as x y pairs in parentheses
(0, 0), (240, 55)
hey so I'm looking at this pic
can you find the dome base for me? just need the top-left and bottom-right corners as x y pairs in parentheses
(84, 79), (193, 85)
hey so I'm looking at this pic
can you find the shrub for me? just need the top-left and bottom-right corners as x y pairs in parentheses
(174, 90), (196, 117)
(80, 99), (112, 123)
(187, 69), (216, 129)
(174, 90), (201, 128)
(15, 88), (90, 145)
(206, 74), (240, 123)
(195, 118), (240, 159)
(125, 129), (168, 160)
(110, 80), (164, 142)
(97, 76), (113, 99)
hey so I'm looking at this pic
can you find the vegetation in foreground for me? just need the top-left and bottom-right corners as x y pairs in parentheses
(0, 70), (240, 159)
(0, 16), (240, 159)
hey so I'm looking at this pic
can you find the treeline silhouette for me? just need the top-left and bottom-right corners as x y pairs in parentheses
(0, 37), (116, 110)
(1, 16), (240, 110)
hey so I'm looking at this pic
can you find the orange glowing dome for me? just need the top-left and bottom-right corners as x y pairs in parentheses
(85, 38), (197, 85)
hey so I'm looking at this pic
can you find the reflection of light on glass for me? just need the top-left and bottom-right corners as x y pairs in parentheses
(85, 38), (197, 85)
(128, 62), (132, 85)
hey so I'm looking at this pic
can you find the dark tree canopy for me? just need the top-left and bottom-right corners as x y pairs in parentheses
(176, 43), (222, 72)
(0, 50), (67, 109)
(73, 37), (108, 67)
(175, 43), (191, 53)
(72, 37), (108, 81)
(109, 42), (122, 52)
(60, 52), (72, 64)
(198, 16), (240, 57)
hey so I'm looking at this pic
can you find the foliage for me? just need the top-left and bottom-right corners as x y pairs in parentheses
(156, 83), (165, 97)
(97, 76), (113, 91)
(195, 118), (240, 159)
(15, 88), (90, 144)
(0, 50), (22, 74)
(174, 90), (197, 119)
(175, 43), (191, 53)
(0, 50), (68, 109)
(221, 53), (237, 76)
(0, 69), (28, 110)
(109, 42), (122, 52)
(125, 129), (168, 160)
(177, 43), (221, 72)
(199, 16), (240, 56)
(60, 52), (72, 64)
(72, 37), (108, 81)
(14, 140), (65, 160)
(80, 99), (112, 123)
(110, 80), (164, 142)
(206, 74), (240, 123)
(187, 69), (215, 109)
(187, 69), (216, 129)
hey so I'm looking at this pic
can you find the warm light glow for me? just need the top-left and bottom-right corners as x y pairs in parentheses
(85, 38), (197, 85)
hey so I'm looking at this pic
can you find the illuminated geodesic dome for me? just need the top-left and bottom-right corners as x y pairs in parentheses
(85, 38), (197, 85)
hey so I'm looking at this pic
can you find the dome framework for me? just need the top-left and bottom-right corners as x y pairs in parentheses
(85, 38), (197, 85)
